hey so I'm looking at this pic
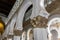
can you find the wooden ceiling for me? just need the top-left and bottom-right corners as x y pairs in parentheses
(0, 0), (16, 17)
(46, 0), (60, 13)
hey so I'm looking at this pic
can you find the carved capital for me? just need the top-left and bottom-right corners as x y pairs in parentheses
(30, 15), (48, 28)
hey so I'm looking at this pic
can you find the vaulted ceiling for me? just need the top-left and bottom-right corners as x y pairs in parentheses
(0, 0), (16, 17)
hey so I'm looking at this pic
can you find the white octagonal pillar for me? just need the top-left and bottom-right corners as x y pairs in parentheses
(33, 28), (48, 40)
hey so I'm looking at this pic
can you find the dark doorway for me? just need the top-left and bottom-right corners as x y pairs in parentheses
(0, 0), (16, 17)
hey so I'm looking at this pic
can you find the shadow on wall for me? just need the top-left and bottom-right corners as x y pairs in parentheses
(51, 30), (58, 40)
